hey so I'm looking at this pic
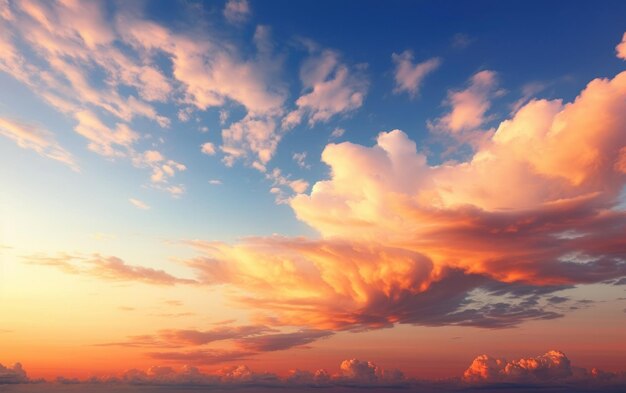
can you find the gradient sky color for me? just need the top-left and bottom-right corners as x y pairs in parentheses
(1, 0), (626, 390)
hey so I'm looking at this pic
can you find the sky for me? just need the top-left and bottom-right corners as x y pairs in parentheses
(1, 0), (626, 391)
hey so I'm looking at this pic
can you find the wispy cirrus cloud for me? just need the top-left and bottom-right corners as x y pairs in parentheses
(0, 116), (78, 170)
(24, 253), (196, 286)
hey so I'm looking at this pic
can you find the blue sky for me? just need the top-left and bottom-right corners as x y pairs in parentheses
(2, 0), (626, 248)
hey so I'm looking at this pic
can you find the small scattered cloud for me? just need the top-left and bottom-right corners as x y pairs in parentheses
(283, 48), (368, 128)
(292, 151), (309, 169)
(330, 127), (345, 139)
(391, 51), (441, 98)
(201, 142), (216, 155)
(223, 0), (251, 24)
(451, 33), (474, 49)
(429, 70), (501, 134)
(129, 198), (150, 210)
(208, 179), (223, 185)
(616, 32), (626, 60)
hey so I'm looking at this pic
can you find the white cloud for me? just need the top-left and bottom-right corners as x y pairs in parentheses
(391, 51), (440, 97)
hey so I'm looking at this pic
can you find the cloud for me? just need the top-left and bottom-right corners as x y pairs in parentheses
(201, 142), (216, 155)
(180, 69), (626, 331)
(337, 359), (405, 384)
(224, 0), (251, 24)
(208, 179), (222, 185)
(0, 362), (28, 384)
(429, 70), (501, 134)
(25, 253), (196, 285)
(463, 350), (573, 382)
(158, 325), (275, 346)
(265, 168), (309, 204)
(235, 329), (333, 352)
(617, 32), (626, 60)
(283, 49), (368, 128)
(1, 1), (287, 182)
(0, 116), (78, 170)
(129, 198), (150, 210)
(292, 151), (309, 168)
(330, 127), (345, 139)
(391, 51), (440, 98)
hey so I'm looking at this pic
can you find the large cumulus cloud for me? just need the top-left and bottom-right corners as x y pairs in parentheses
(183, 70), (626, 333)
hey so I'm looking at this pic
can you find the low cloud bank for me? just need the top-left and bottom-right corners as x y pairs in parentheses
(3, 351), (625, 391)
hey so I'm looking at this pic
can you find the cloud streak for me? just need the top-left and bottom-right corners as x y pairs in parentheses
(25, 253), (196, 286)
(0, 116), (78, 170)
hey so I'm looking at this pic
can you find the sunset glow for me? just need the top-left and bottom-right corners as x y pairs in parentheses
(1, 1), (625, 392)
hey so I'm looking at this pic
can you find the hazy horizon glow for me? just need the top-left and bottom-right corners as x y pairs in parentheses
(1, 1), (625, 391)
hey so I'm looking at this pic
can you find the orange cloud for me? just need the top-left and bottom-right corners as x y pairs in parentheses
(464, 350), (573, 382)
(24, 253), (195, 285)
(617, 32), (626, 60)
(181, 69), (626, 331)
(429, 70), (500, 134)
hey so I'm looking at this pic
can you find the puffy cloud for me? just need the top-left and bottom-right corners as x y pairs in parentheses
(0, 362), (28, 384)
(0, 116), (78, 170)
(221, 115), (281, 168)
(338, 359), (404, 384)
(391, 51), (441, 97)
(429, 70), (500, 134)
(180, 70), (626, 331)
(224, 0), (251, 24)
(129, 198), (150, 210)
(24, 253), (196, 285)
(463, 350), (572, 382)
(617, 32), (626, 60)
(1, 1), (287, 182)
(201, 142), (216, 155)
(265, 168), (309, 204)
(284, 49), (368, 128)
